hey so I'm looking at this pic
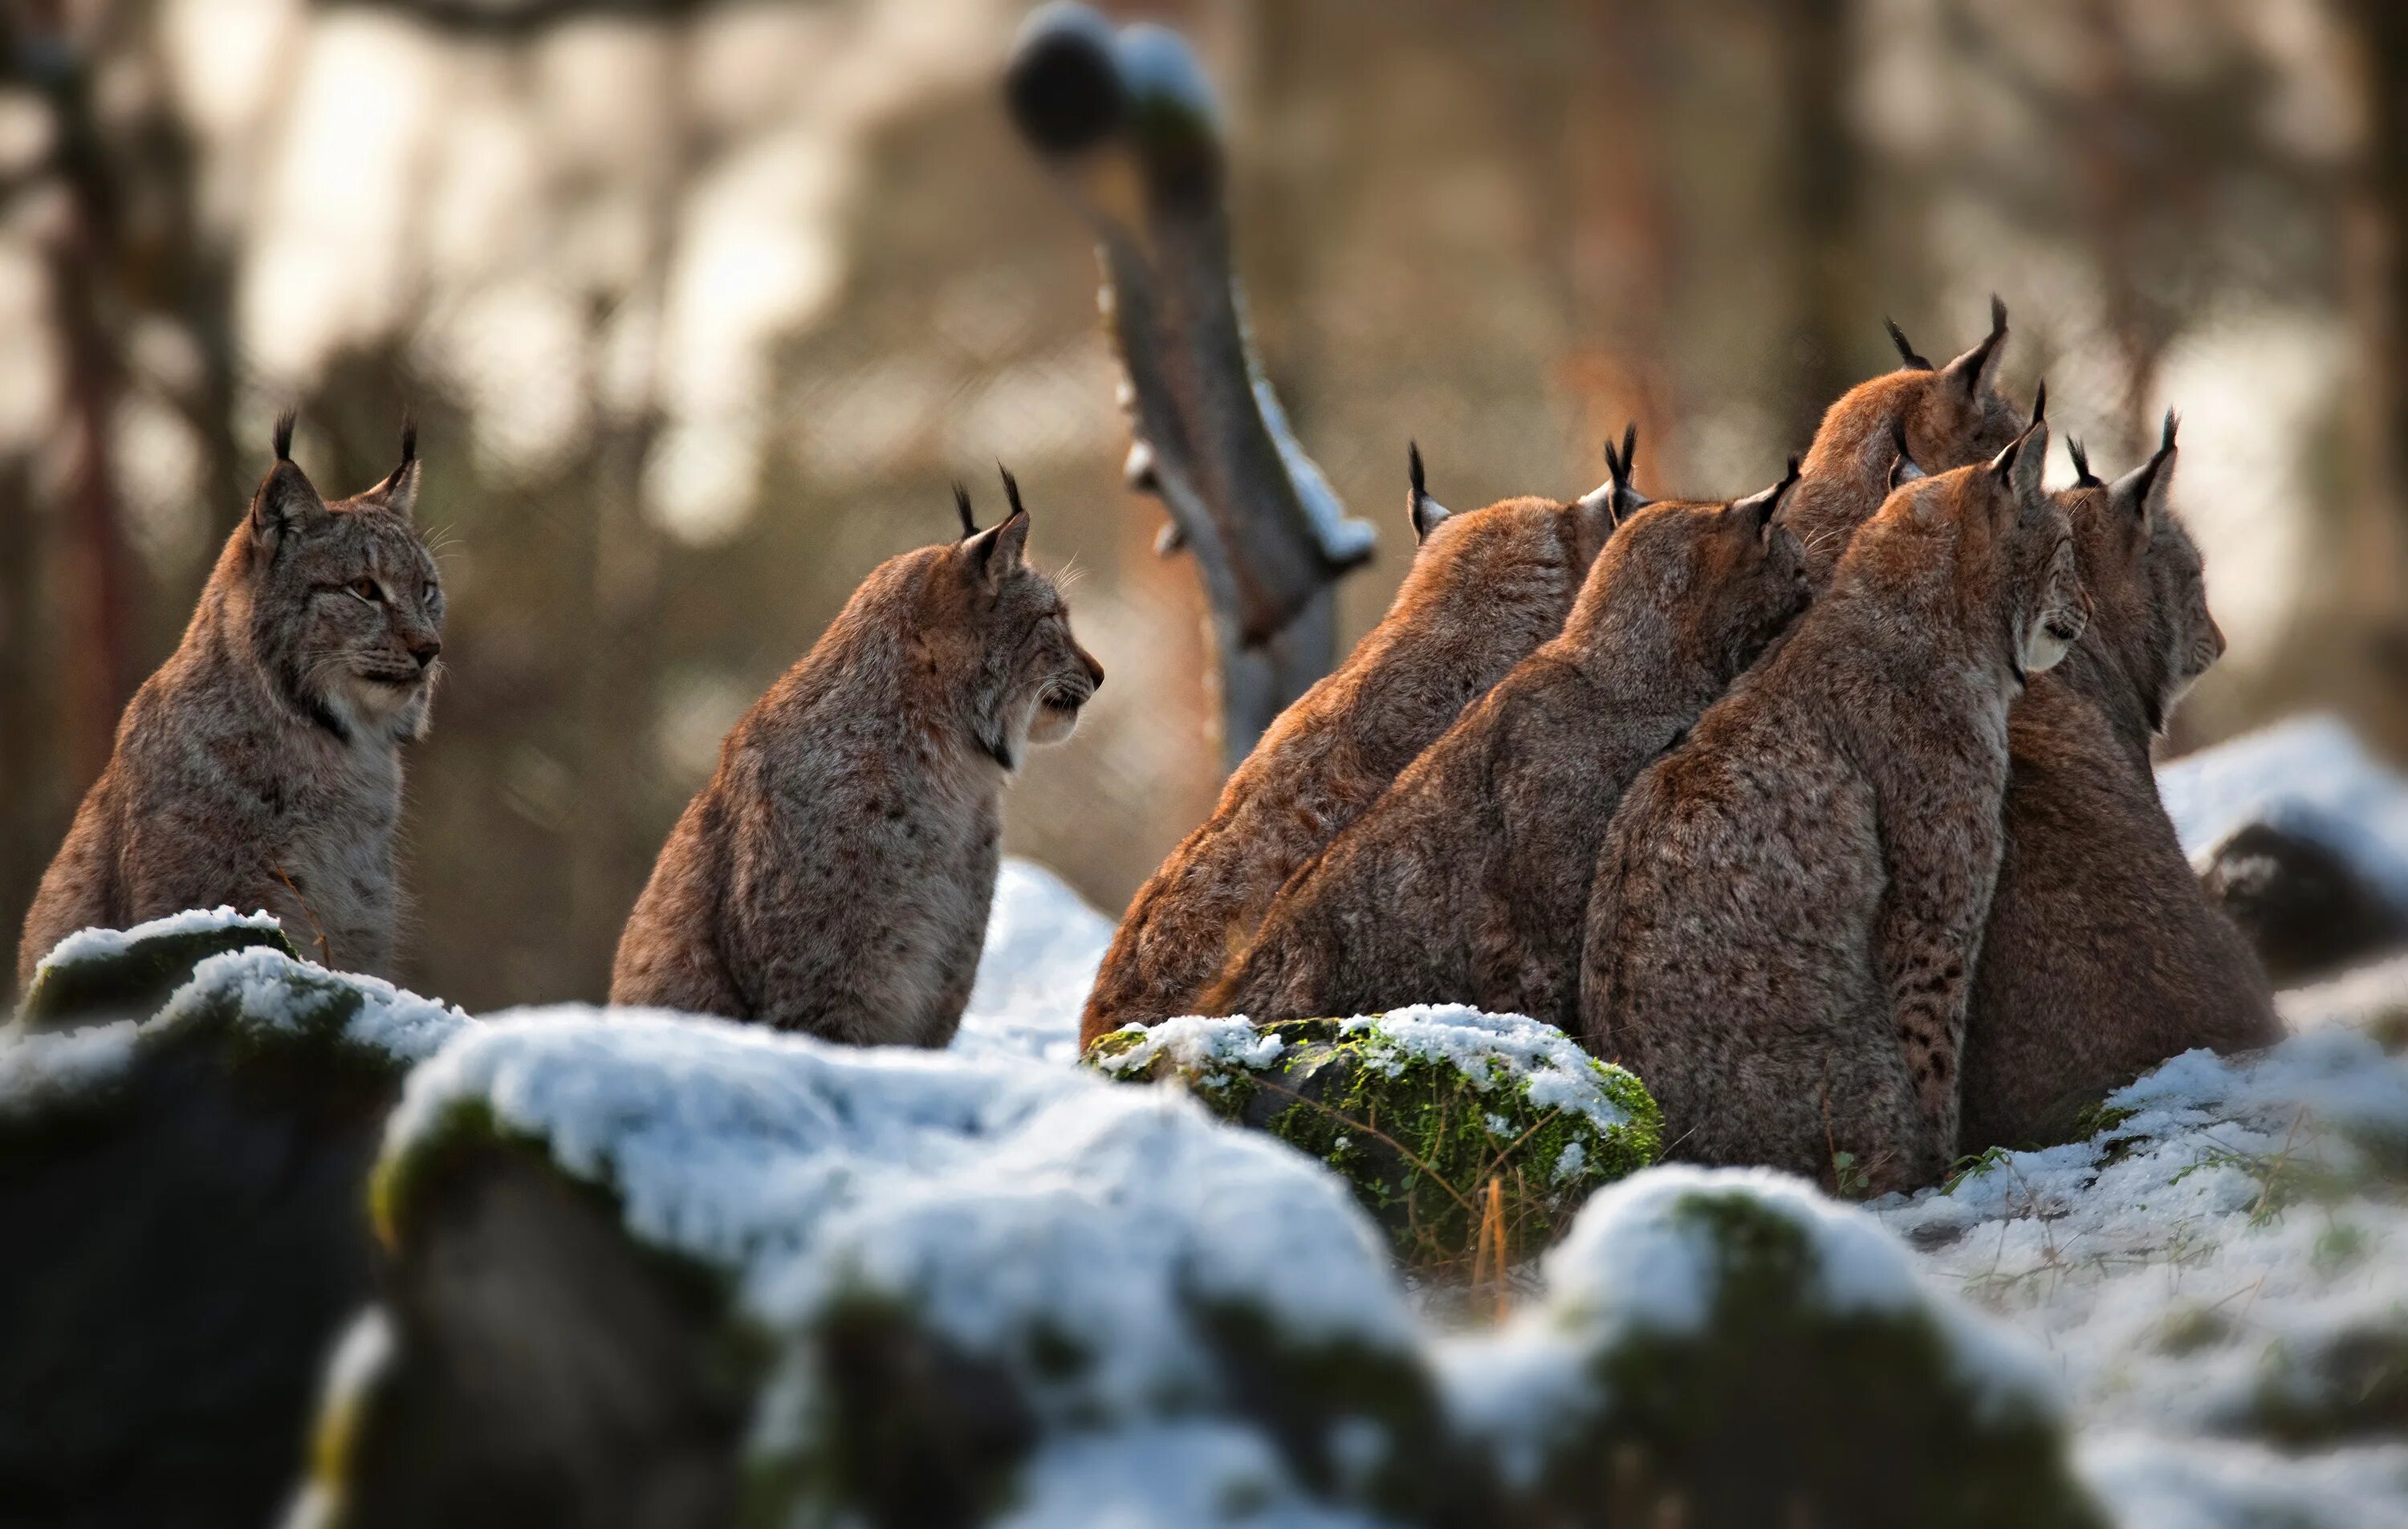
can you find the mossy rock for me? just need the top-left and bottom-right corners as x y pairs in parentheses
(2251, 1319), (2408, 1446)
(1463, 1168), (2108, 1529)
(15, 909), (296, 1033)
(1089, 1008), (1661, 1269)
(0, 950), (466, 1529)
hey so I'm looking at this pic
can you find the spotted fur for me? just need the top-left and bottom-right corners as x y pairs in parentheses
(16, 415), (439, 985)
(610, 477), (1103, 1047)
(1959, 418), (2280, 1150)
(1205, 464), (1808, 1030)
(1079, 449), (1621, 1047)
(1581, 416), (2086, 1194)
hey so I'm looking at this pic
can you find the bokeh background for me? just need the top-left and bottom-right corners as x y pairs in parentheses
(3, 0), (2404, 1011)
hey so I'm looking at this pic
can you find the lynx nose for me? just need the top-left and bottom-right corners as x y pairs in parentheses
(410, 640), (442, 670)
(1080, 649), (1105, 689)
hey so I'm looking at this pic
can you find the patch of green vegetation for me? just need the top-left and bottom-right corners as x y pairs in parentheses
(14, 921), (297, 1033)
(1944, 1145), (2012, 1194)
(2251, 1317), (2408, 1446)
(1090, 1017), (1661, 1269)
(2155, 1305), (2236, 1356)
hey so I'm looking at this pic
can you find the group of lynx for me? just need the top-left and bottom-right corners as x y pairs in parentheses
(13, 442), (1103, 1055)
(1096, 297), (2276, 1192)
(12, 297), (2274, 1192)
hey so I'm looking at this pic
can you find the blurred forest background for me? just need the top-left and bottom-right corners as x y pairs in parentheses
(3, 0), (2406, 1010)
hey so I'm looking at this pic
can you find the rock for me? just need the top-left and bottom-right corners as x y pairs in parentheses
(305, 1011), (1479, 1529)
(0, 949), (468, 1529)
(2199, 822), (2408, 987)
(1088, 1007), (1661, 1269)
(1446, 1165), (2110, 1529)
(14, 908), (297, 1033)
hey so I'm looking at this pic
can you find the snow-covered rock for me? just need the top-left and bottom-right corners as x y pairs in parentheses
(0, 949), (471, 1529)
(1089, 1007), (1661, 1267)
(13, 905), (295, 1031)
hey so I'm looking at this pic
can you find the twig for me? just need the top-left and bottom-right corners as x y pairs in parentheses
(270, 860), (335, 968)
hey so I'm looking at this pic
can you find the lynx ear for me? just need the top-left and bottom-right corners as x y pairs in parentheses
(1406, 441), (1454, 543)
(1887, 418), (1926, 492)
(2067, 436), (2103, 489)
(2109, 409), (2179, 525)
(364, 415), (420, 518)
(1733, 455), (1803, 537)
(250, 409), (328, 545)
(1940, 293), (2009, 400)
(1884, 315), (1933, 372)
(1580, 423), (1649, 522)
(963, 466), (1032, 583)
(1989, 404), (2049, 506)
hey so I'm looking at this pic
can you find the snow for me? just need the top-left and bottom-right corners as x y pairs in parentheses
(1089, 1013), (1288, 1076)
(386, 1006), (1414, 1437)
(157, 947), (473, 1065)
(35, 905), (284, 968)
(1877, 965), (2408, 1525)
(996, 1424), (1398, 1529)
(954, 859), (1113, 1065)
(0, 1019), (139, 1111)
(1332, 1005), (1637, 1134)
(2159, 712), (2408, 908)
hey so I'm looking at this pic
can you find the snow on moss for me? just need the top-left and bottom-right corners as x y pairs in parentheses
(1090, 1007), (1659, 1268)
(157, 948), (472, 1068)
(0, 1019), (139, 1112)
(2160, 713), (2408, 908)
(1441, 1165), (2098, 1525)
(382, 1009), (1416, 1436)
(15, 906), (297, 1031)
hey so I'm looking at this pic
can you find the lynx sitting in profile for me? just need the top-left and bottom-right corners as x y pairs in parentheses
(611, 473), (1103, 1047)
(1206, 445), (1808, 1031)
(1080, 443), (1633, 1047)
(1958, 418), (2280, 1151)
(1581, 404), (2087, 1194)
(1784, 296), (2028, 590)
(16, 414), (439, 987)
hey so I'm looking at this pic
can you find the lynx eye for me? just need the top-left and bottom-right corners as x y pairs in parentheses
(350, 579), (384, 604)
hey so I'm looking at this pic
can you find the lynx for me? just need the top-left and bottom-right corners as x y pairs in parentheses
(610, 472), (1103, 1047)
(1959, 418), (2280, 1150)
(16, 414), (438, 987)
(1079, 441), (1634, 1046)
(1581, 405), (2087, 1194)
(1785, 297), (2028, 590)
(1206, 450), (1808, 1030)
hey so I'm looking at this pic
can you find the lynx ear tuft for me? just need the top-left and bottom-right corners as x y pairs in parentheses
(1884, 315), (1933, 371)
(2068, 437), (2101, 488)
(1734, 455), (1803, 534)
(2109, 409), (2181, 523)
(372, 413), (421, 518)
(1407, 441), (1454, 543)
(2029, 377), (2047, 426)
(998, 462), (1029, 523)
(273, 408), (298, 463)
(1941, 294), (2009, 398)
(954, 482), (978, 539)
(1580, 422), (1649, 522)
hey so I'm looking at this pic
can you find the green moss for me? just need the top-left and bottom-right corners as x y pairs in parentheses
(15, 921), (297, 1033)
(1088, 1016), (1661, 1269)
(2251, 1320), (2408, 1446)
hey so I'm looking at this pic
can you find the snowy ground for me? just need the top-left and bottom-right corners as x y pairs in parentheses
(954, 714), (2408, 1527)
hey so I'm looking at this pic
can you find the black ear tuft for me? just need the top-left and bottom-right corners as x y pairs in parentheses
(998, 463), (1028, 523)
(1408, 441), (1426, 501)
(1884, 316), (1933, 371)
(2068, 437), (2101, 487)
(1988, 292), (2008, 340)
(2161, 408), (2179, 453)
(397, 413), (417, 470)
(2030, 378), (2047, 425)
(953, 482), (978, 539)
(273, 408), (297, 462)
(1617, 421), (1637, 480)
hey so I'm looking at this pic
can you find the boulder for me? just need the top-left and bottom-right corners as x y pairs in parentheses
(1088, 1007), (1661, 1268)
(14, 908), (296, 1032)
(2199, 821), (2408, 986)
(0, 947), (468, 1529)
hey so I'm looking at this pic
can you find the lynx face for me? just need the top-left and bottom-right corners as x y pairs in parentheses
(247, 446), (441, 744)
(936, 505), (1104, 771)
